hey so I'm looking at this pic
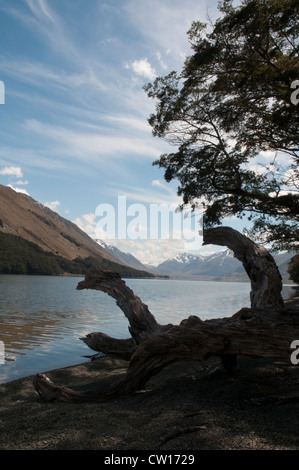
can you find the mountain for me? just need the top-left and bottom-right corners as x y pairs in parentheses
(97, 240), (148, 271)
(157, 250), (241, 279)
(97, 240), (167, 276)
(0, 185), (154, 277)
(156, 249), (294, 282)
(95, 239), (294, 282)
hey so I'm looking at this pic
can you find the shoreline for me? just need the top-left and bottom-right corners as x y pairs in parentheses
(1, 352), (299, 450)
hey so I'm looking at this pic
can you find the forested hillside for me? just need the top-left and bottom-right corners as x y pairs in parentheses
(0, 231), (154, 278)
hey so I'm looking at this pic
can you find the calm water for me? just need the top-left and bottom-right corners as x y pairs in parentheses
(0, 275), (297, 384)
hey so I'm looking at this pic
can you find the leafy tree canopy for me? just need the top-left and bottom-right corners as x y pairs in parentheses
(288, 253), (299, 283)
(145, 0), (299, 252)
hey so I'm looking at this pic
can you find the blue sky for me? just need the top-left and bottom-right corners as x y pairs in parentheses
(0, 0), (244, 264)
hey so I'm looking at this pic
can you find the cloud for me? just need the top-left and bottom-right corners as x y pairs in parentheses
(0, 166), (30, 195)
(0, 166), (23, 178)
(23, 119), (163, 165)
(25, 0), (56, 23)
(129, 58), (157, 81)
(21, 0), (77, 59)
(7, 184), (29, 195)
(151, 179), (163, 188)
(44, 200), (61, 212)
(108, 238), (186, 265)
(151, 179), (175, 195)
(120, 183), (180, 206)
(74, 213), (97, 239)
(0, 59), (107, 100)
(14, 180), (29, 185)
(73, 208), (195, 264)
(124, 0), (214, 68)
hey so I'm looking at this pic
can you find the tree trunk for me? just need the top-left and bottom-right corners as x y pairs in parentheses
(34, 227), (297, 403)
(76, 270), (162, 344)
(203, 226), (284, 309)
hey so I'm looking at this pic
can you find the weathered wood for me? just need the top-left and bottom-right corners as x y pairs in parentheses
(33, 305), (299, 403)
(77, 270), (162, 344)
(80, 332), (135, 361)
(78, 270), (172, 359)
(33, 227), (297, 403)
(203, 227), (284, 309)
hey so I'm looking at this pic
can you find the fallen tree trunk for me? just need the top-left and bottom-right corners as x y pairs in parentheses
(34, 306), (299, 403)
(77, 270), (162, 344)
(77, 270), (172, 359)
(34, 227), (298, 403)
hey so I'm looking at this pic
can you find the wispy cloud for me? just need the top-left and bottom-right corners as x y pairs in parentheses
(0, 58), (107, 102)
(124, 0), (214, 68)
(19, 0), (77, 59)
(115, 184), (181, 207)
(14, 180), (29, 186)
(0, 0), (221, 264)
(23, 118), (166, 171)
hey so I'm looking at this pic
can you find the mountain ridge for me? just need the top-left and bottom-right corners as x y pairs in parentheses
(0, 185), (154, 278)
(97, 239), (294, 282)
(156, 249), (293, 282)
(0, 185), (118, 262)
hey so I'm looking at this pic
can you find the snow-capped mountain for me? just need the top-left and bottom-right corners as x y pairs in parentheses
(96, 239), (293, 281)
(96, 240), (164, 275)
(157, 249), (294, 281)
(157, 249), (244, 279)
(96, 240), (145, 271)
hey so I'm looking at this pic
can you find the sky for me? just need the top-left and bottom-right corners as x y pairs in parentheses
(0, 0), (245, 265)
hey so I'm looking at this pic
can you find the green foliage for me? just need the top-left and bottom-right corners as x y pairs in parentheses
(288, 254), (299, 284)
(145, 0), (299, 251)
(0, 232), (62, 275)
(0, 232), (154, 278)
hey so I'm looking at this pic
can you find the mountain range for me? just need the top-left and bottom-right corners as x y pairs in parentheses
(159, 250), (294, 281)
(98, 240), (294, 282)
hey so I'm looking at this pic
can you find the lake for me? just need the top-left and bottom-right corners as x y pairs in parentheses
(0, 275), (297, 384)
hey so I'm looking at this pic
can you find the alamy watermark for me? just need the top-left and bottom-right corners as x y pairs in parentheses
(0, 80), (5, 104)
(290, 340), (299, 365)
(95, 196), (204, 249)
(291, 80), (299, 105)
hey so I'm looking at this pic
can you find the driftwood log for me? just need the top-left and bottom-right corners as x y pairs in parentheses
(34, 227), (299, 403)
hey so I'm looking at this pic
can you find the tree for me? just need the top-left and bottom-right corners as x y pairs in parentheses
(144, 0), (299, 252)
(288, 253), (299, 283)
(33, 1), (299, 405)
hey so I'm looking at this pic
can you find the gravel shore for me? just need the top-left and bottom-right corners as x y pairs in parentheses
(1, 352), (299, 451)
